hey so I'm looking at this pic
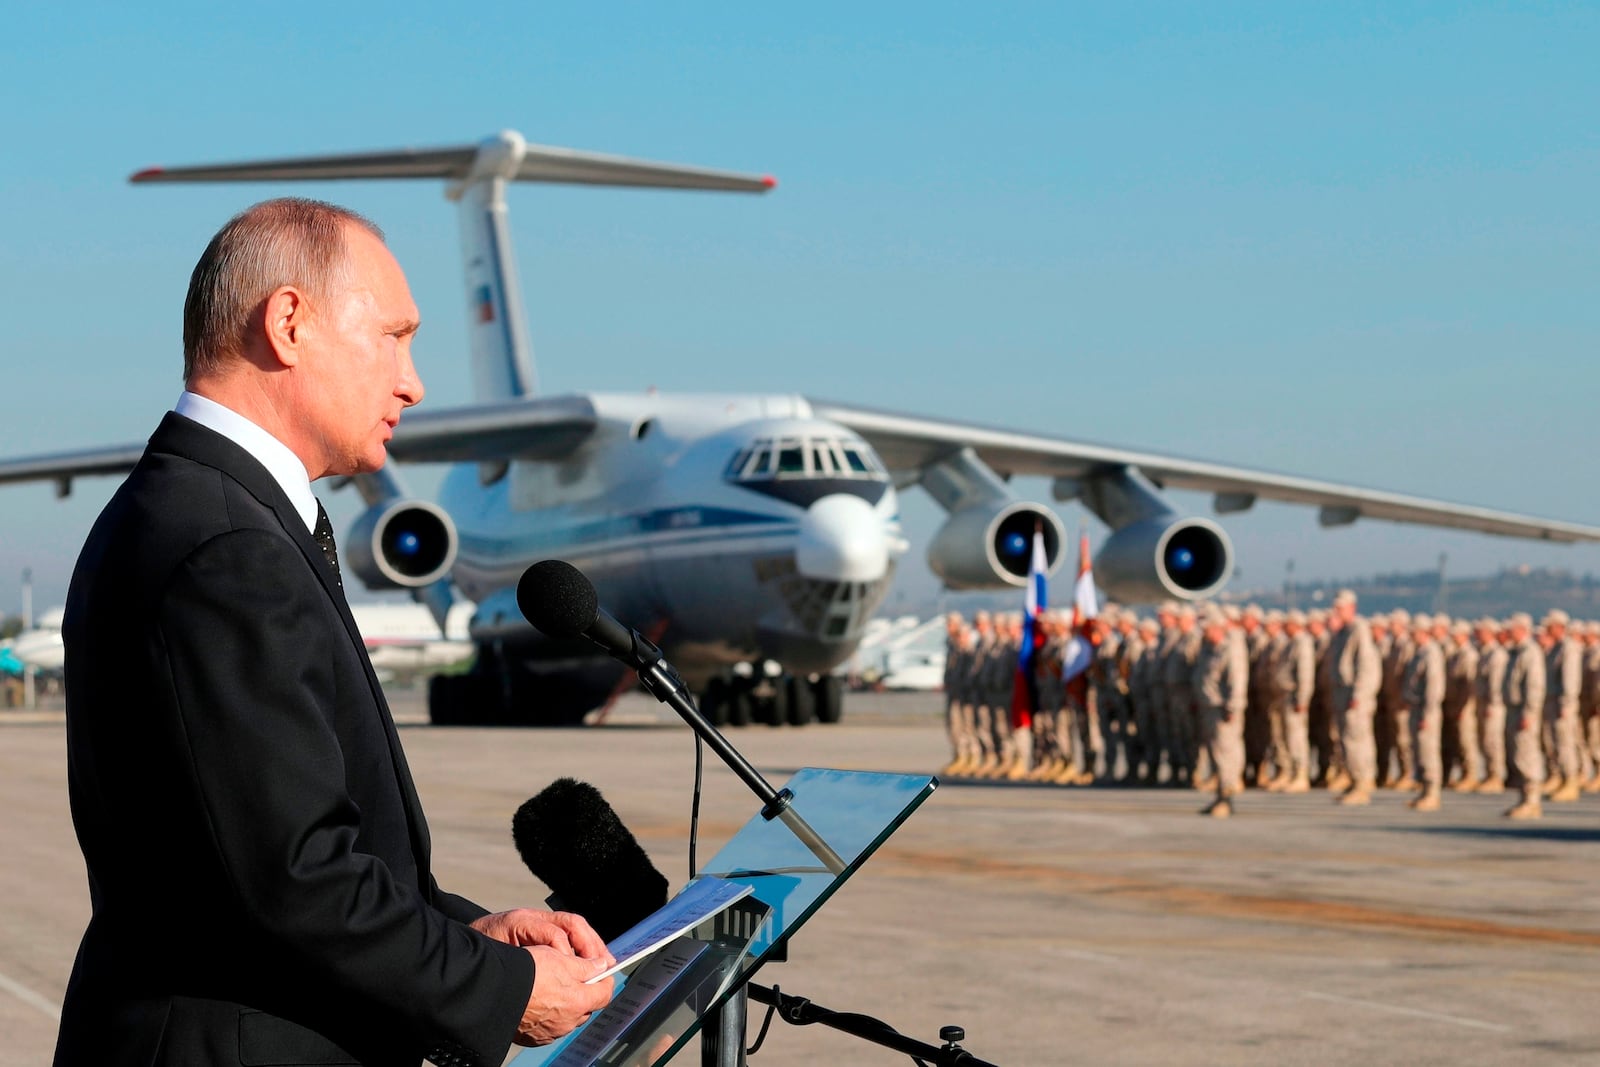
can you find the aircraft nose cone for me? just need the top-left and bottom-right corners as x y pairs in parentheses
(795, 494), (889, 582)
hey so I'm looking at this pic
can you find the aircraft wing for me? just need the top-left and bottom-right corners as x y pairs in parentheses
(0, 396), (598, 495)
(0, 443), (147, 495)
(385, 395), (597, 462)
(808, 399), (1600, 544)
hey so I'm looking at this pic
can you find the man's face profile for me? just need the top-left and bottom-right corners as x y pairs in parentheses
(296, 225), (424, 478)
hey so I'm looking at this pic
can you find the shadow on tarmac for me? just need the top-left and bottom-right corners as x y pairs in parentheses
(1384, 824), (1600, 844)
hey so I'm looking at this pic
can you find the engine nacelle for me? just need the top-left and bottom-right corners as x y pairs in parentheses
(345, 499), (458, 590)
(1094, 516), (1232, 602)
(927, 502), (1065, 589)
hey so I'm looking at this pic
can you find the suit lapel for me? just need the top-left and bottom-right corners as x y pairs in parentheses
(147, 414), (434, 875)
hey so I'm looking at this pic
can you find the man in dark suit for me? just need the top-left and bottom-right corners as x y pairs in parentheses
(54, 199), (614, 1066)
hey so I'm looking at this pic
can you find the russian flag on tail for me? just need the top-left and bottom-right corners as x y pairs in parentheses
(1060, 528), (1099, 687)
(1011, 525), (1050, 730)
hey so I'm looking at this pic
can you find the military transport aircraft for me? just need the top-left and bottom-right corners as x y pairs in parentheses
(2, 130), (1598, 727)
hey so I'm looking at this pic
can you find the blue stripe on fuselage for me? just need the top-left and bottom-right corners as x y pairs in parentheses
(457, 505), (798, 562)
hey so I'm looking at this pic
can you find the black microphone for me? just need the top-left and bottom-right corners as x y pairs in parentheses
(516, 559), (642, 666)
(511, 778), (670, 943)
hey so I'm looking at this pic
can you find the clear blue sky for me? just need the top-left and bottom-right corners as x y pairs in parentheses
(2, 2), (1597, 613)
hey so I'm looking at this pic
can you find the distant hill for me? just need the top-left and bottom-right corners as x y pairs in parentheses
(883, 566), (1600, 622)
(1229, 566), (1600, 620)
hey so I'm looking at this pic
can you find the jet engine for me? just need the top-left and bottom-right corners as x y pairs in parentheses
(1093, 516), (1232, 602)
(345, 499), (459, 590)
(927, 501), (1065, 588)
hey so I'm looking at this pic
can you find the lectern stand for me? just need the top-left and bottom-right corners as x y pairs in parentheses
(509, 767), (938, 1067)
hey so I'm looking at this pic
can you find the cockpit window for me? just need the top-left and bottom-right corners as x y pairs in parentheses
(726, 435), (888, 485)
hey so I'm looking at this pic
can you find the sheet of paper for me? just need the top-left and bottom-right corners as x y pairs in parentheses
(588, 877), (754, 984)
(549, 938), (710, 1067)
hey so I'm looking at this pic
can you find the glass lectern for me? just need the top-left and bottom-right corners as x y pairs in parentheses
(509, 766), (936, 1067)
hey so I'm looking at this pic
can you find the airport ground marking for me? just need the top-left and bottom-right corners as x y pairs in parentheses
(1301, 991), (1509, 1033)
(0, 968), (61, 1022)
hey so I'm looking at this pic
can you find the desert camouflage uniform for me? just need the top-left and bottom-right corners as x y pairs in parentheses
(1475, 632), (1509, 787)
(1380, 618), (1416, 787)
(1195, 619), (1251, 805)
(1544, 628), (1584, 791)
(1328, 615), (1382, 790)
(1443, 632), (1481, 787)
(1504, 632), (1547, 803)
(1404, 633), (1447, 795)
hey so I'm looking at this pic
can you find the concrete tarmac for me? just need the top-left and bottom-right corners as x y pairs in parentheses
(3, 689), (1599, 1066)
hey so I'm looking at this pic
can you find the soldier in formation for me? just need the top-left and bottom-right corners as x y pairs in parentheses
(937, 597), (1600, 820)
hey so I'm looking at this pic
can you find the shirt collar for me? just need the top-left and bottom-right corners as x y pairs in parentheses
(174, 391), (320, 533)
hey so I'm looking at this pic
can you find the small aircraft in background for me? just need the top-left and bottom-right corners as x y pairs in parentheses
(3, 130), (1598, 728)
(846, 616), (949, 693)
(0, 602), (469, 688)
(3, 607), (65, 674)
(353, 601), (475, 685)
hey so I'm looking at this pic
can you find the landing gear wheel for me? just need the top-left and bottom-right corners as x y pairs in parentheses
(762, 681), (789, 727)
(432, 675), (492, 726)
(701, 677), (730, 728)
(814, 674), (845, 724)
(786, 675), (816, 726)
(428, 673), (479, 726)
(726, 686), (753, 727)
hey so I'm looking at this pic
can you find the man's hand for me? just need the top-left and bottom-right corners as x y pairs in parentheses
(472, 909), (612, 962)
(515, 946), (616, 1047)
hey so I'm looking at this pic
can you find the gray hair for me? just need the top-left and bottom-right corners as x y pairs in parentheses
(182, 197), (383, 381)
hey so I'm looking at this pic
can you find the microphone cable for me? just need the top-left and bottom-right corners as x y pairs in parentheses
(689, 728), (704, 878)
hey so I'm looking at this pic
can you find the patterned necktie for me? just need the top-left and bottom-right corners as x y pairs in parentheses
(313, 501), (342, 588)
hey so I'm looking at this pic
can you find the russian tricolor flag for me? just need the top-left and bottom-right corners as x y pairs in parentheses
(1011, 525), (1050, 730)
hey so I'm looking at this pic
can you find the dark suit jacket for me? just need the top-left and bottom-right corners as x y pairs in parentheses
(54, 413), (533, 1066)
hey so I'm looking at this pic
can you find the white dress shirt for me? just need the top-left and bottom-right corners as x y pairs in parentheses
(174, 391), (319, 534)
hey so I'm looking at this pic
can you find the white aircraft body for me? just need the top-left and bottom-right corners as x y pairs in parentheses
(0, 602), (469, 682)
(352, 602), (475, 683)
(849, 616), (949, 692)
(3, 130), (1600, 726)
(4, 607), (66, 673)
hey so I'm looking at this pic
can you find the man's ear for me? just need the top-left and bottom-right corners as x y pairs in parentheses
(261, 285), (308, 368)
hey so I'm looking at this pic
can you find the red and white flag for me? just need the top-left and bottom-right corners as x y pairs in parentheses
(1060, 529), (1099, 684)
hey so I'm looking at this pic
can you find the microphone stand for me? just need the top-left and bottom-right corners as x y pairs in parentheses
(612, 629), (996, 1066)
(621, 629), (845, 876)
(746, 984), (998, 1067)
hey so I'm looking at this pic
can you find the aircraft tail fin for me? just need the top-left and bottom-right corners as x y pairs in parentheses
(132, 130), (775, 402)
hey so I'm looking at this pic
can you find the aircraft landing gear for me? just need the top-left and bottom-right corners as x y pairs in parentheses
(814, 674), (844, 724)
(700, 669), (844, 728)
(426, 643), (609, 726)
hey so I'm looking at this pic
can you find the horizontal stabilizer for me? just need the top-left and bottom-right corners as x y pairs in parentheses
(131, 132), (776, 194)
(130, 146), (477, 184)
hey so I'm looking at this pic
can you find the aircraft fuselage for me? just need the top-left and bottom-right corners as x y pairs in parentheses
(440, 392), (905, 689)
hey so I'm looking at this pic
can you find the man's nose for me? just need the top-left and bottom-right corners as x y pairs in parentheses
(397, 351), (425, 407)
